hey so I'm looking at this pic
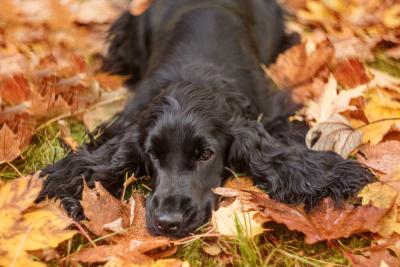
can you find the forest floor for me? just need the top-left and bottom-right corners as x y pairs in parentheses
(1, 0), (400, 266)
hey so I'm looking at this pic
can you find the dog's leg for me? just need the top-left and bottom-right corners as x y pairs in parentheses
(229, 121), (373, 211)
(36, 125), (146, 220)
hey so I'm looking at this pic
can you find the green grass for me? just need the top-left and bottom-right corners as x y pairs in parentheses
(0, 120), (371, 266)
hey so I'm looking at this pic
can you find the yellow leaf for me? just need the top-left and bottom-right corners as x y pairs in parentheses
(0, 175), (42, 235)
(360, 121), (393, 145)
(383, 4), (400, 29)
(322, 0), (347, 12)
(20, 204), (76, 250)
(212, 199), (266, 238)
(362, 88), (400, 144)
(359, 182), (398, 237)
(298, 1), (336, 25)
(359, 182), (397, 209)
(0, 176), (76, 267)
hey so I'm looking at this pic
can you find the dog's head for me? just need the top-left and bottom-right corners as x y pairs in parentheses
(138, 79), (256, 237)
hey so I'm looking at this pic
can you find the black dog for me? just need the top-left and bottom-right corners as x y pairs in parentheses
(36, 0), (373, 237)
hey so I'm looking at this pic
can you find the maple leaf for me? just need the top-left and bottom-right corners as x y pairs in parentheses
(306, 75), (366, 123)
(306, 114), (362, 158)
(0, 75), (31, 106)
(266, 40), (334, 88)
(75, 182), (175, 265)
(214, 180), (390, 244)
(0, 120), (34, 163)
(362, 88), (400, 145)
(251, 192), (390, 244)
(357, 141), (400, 175)
(0, 124), (22, 163)
(81, 181), (127, 237)
(359, 182), (399, 237)
(0, 175), (76, 267)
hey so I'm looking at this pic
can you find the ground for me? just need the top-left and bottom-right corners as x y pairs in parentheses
(1, 0), (400, 266)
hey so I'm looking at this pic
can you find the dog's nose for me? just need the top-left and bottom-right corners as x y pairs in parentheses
(154, 212), (183, 233)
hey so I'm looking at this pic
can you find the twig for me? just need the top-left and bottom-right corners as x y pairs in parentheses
(73, 221), (97, 248)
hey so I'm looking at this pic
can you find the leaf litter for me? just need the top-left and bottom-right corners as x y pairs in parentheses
(2, 0), (400, 266)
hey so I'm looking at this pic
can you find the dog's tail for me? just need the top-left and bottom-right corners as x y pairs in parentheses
(102, 11), (149, 86)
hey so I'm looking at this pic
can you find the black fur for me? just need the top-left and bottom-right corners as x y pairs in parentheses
(36, 0), (373, 237)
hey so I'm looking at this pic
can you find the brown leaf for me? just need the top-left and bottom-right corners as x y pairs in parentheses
(266, 41), (334, 88)
(0, 75), (31, 105)
(357, 141), (400, 175)
(346, 249), (399, 267)
(332, 58), (370, 88)
(0, 124), (22, 163)
(249, 192), (389, 244)
(71, 244), (152, 264)
(81, 182), (124, 237)
(77, 183), (177, 265)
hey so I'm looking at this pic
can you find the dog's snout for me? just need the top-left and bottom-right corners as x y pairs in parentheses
(154, 212), (183, 233)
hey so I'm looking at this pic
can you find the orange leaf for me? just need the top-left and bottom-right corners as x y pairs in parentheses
(332, 58), (370, 88)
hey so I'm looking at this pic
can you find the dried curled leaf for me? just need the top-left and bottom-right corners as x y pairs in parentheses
(212, 198), (267, 238)
(306, 114), (362, 158)
(0, 175), (76, 267)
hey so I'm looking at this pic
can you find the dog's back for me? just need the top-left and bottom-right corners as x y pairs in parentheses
(104, 0), (285, 86)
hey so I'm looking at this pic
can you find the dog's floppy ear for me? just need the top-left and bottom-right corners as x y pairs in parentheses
(228, 120), (373, 210)
(102, 11), (149, 85)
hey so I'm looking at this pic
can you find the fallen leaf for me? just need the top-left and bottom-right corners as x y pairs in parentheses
(130, 0), (154, 16)
(359, 182), (399, 237)
(0, 123), (22, 163)
(82, 89), (127, 132)
(333, 58), (370, 88)
(77, 183), (175, 265)
(0, 175), (76, 267)
(383, 4), (400, 29)
(73, 0), (119, 24)
(266, 41), (334, 88)
(81, 182), (125, 237)
(0, 75), (31, 105)
(306, 114), (362, 158)
(202, 242), (222, 256)
(251, 191), (388, 244)
(346, 248), (399, 267)
(306, 75), (366, 123)
(212, 198), (267, 238)
(362, 88), (400, 145)
(357, 141), (400, 174)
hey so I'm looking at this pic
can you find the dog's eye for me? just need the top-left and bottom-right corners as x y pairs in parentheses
(199, 149), (213, 161)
